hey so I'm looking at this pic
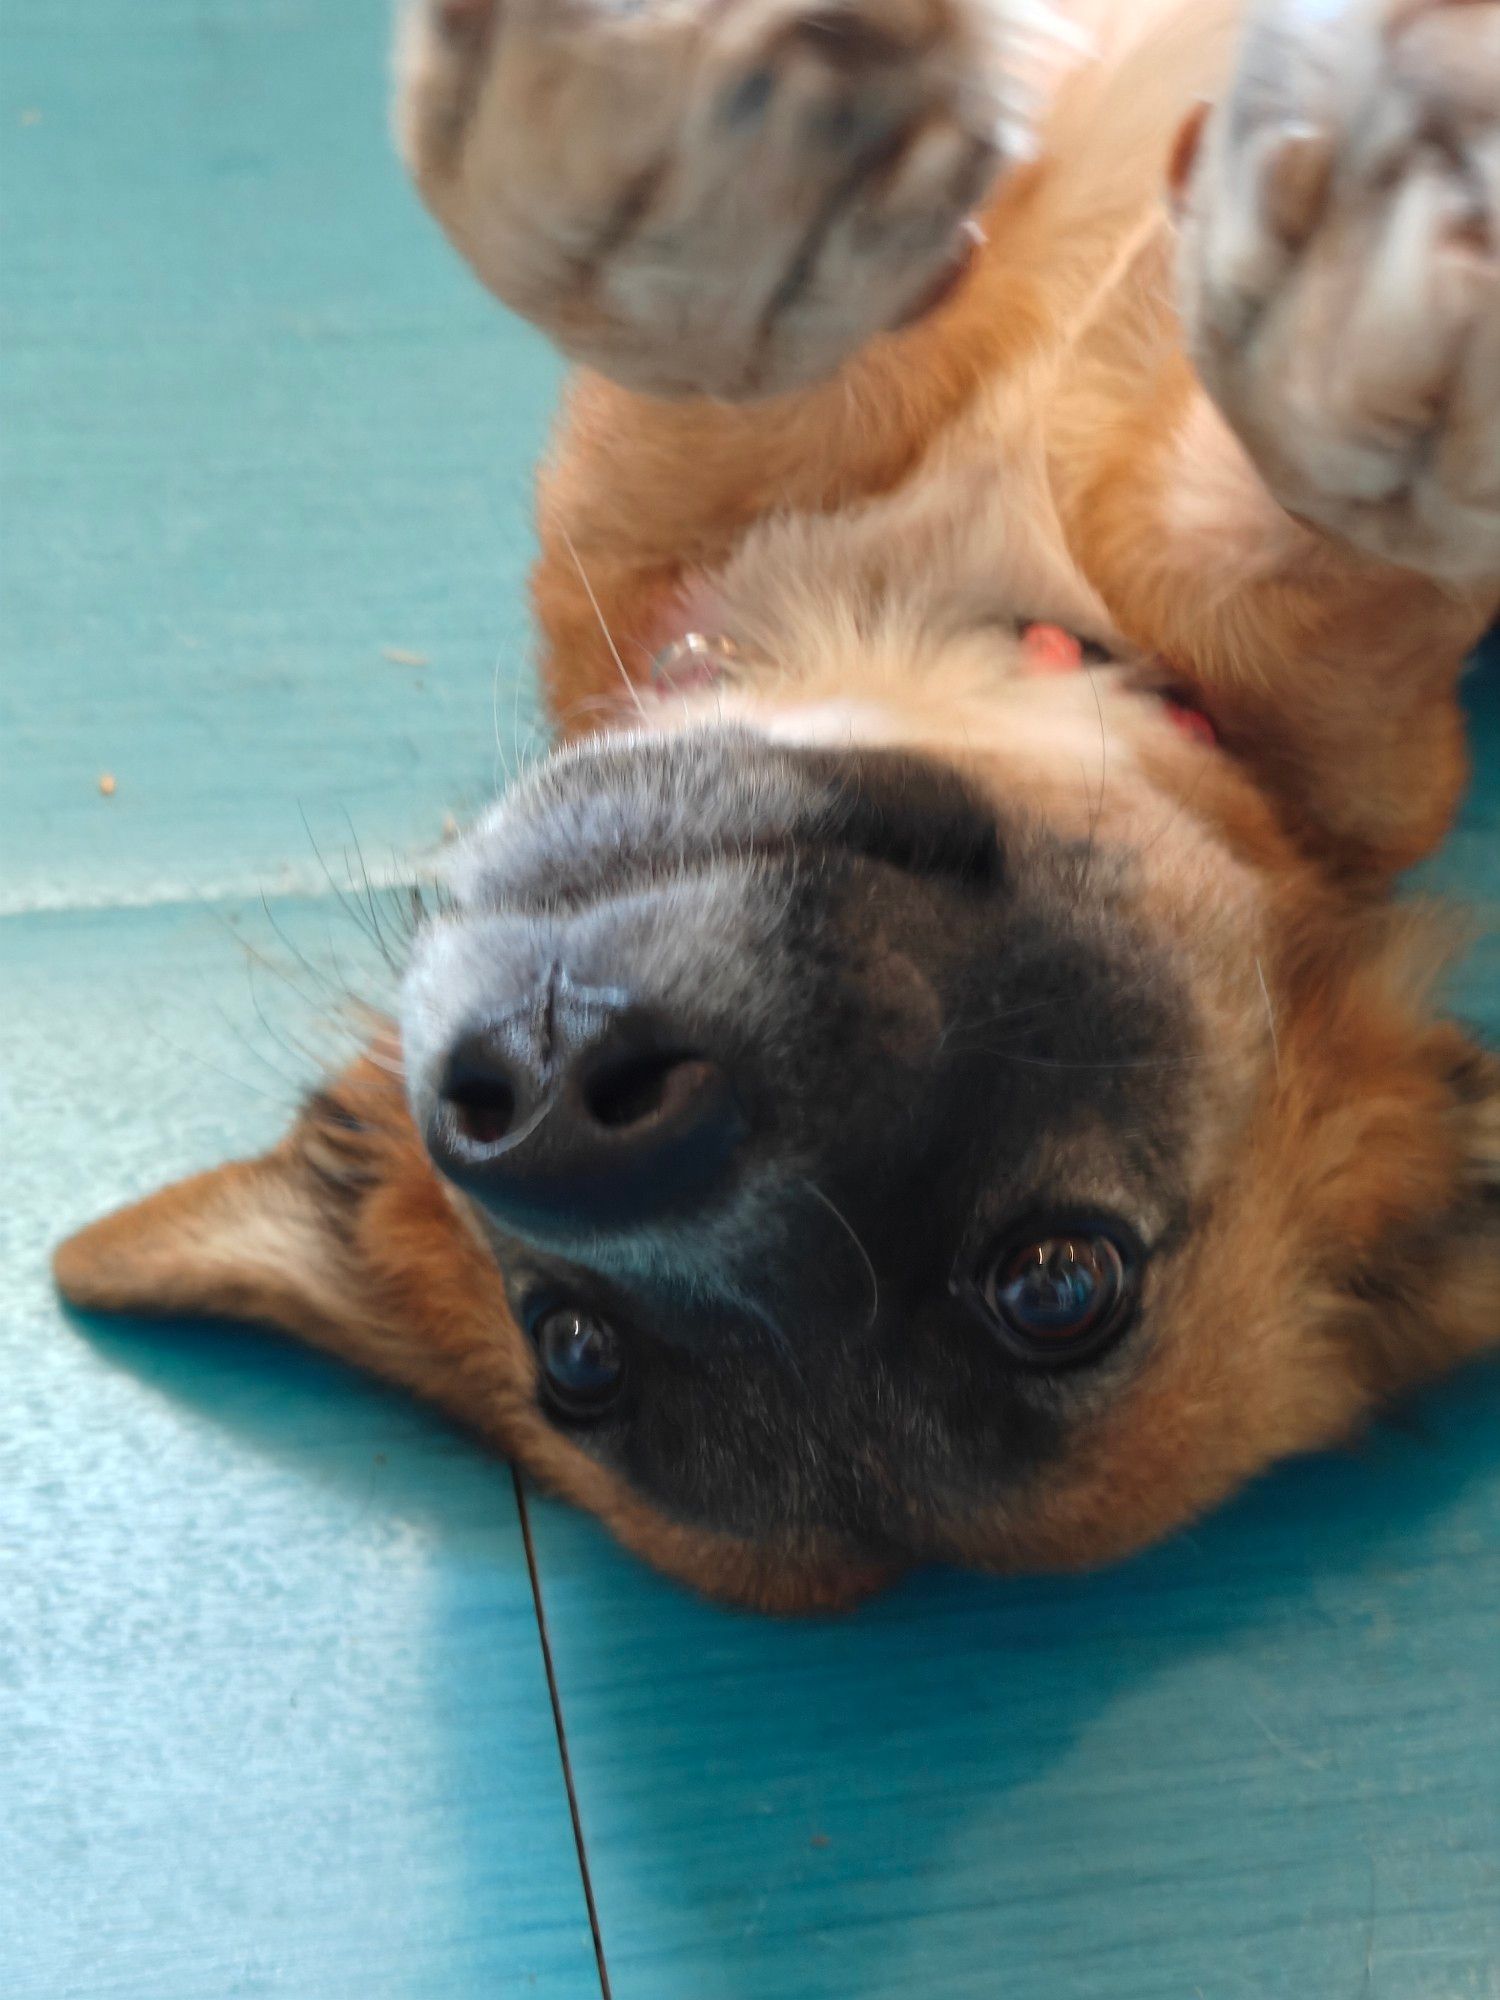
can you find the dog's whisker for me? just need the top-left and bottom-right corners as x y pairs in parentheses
(149, 1004), (302, 1109)
(562, 527), (647, 720)
(955, 1044), (1202, 1073)
(803, 1177), (881, 1329)
(321, 913), (391, 1027)
(297, 804), (402, 971)
(730, 1284), (809, 1393)
(338, 809), (407, 972)
(192, 890), (380, 1044)
(1255, 955), (1283, 1087)
(493, 641), (515, 796)
(1081, 666), (1108, 888)
(253, 890), (372, 1018)
(935, 996), (1056, 1053)
(353, 1049), (408, 1080)
(244, 952), (368, 1080)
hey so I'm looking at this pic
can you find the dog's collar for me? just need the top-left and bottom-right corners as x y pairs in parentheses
(651, 621), (1219, 748)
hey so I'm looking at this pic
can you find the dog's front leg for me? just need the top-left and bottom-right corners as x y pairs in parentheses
(396, 0), (1066, 399)
(1175, 0), (1500, 590)
(1038, 0), (1497, 878)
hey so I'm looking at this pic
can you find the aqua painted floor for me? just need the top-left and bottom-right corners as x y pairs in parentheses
(3, 7), (1498, 1997)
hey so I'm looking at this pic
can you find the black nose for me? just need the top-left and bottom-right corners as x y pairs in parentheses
(426, 979), (746, 1233)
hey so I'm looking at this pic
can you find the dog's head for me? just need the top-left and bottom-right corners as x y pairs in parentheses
(55, 630), (1500, 1612)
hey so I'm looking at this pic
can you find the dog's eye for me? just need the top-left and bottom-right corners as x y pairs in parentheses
(530, 1305), (626, 1420)
(969, 1219), (1142, 1368)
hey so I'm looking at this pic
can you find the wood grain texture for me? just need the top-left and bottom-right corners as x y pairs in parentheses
(529, 1369), (1500, 2000)
(0, 0), (561, 917)
(1, 6), (593, 1991)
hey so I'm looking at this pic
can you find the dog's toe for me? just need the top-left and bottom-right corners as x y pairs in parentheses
(1178, 0), (1500, 586)
(399, 0), (1056, 399)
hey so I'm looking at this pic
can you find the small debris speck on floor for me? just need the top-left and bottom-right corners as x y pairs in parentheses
(20, 109), (42, 127)
(381, 646), (430, 668)
(97, 773), (117, 797)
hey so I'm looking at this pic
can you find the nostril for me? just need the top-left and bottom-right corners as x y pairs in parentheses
(428, 1008), (746, 1228)
(445, 1074), (516, 1148)
(439, 1036), (521, 1149)
(583, 1050), (709, 1131)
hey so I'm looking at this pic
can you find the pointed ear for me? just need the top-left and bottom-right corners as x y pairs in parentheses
(52, 1044), (894, 1615)
(53, 1051), (517, 1426)
(1339, 1033), (1500, 1396)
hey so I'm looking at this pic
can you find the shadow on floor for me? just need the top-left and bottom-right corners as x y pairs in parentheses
(67, 1298), (1500, 2000)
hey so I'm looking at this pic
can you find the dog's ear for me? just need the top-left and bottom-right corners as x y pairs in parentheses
(1333, 1032), (1500, 1399)
(52, 1053), (516, 1426)
(53, 1046), (893, 1615)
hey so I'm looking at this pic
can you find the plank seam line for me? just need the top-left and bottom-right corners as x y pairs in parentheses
(513, 1468), (615, 2000)
(0, 858), (425, 922)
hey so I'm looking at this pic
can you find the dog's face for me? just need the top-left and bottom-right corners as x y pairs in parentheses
(55, 639), (1500, 1612)
(387, 632), (1496, 1599)
(402, 662), (1254, 1540)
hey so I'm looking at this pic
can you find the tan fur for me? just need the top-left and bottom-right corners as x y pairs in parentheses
(54, 0), (1500, 1609)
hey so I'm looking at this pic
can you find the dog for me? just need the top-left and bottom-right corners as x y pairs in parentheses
(56, 0), (1500, 1612)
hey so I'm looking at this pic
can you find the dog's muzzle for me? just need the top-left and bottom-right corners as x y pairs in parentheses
(425, 967), (748, 1235)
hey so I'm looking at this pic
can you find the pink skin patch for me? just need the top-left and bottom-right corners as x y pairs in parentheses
(1020, 622), (1085, 674)
(1020, 621), (1218, 748)
(1160, 698), (1218, 748)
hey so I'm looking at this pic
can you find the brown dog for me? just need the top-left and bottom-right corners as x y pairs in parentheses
(56, 0), (1500, 1612)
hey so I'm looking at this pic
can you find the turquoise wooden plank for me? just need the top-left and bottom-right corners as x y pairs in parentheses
(525, 1382), (1500, 2000)
(525, 665), (1500, 2000)
(2, 5), (596, 1990)
(0, 0), (561, 915)
(0, 897), (601, 1999)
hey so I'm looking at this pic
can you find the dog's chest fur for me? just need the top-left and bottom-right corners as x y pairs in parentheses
(656, 345), (1153, 787)
(730, 365), (1112, 649)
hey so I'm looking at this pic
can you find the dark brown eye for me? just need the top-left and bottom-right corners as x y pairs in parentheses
(530, 1305), (626, 1420)
(970, 1220), (1142, 1368)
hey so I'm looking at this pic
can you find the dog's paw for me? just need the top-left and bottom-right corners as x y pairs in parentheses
(398, 0), (1070, 398)
(1176, 0), (1500, 586)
